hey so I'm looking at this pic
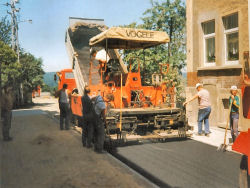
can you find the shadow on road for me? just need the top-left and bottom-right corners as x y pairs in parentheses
(111, 151), (173, 188)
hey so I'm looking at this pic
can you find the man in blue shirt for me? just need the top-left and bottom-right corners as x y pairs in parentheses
(93, 93), (106, 153)
(229, 85), (240, 142)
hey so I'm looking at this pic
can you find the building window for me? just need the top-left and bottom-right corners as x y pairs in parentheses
(202, 20), (215, 66)
(223, 13), (239, 64)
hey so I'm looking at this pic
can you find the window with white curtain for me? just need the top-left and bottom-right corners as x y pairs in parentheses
(202, 20), (215, 66)
(223, 13), (239, 64)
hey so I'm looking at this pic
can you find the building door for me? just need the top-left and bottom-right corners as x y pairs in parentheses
(203, 84), (217, 127)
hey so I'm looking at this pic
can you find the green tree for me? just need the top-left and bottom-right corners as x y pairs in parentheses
(41, 84), (51, 92)
(143, 0), (186, 66)
(121, 0), (186, 104)
(0, 16), (12, 45)
(19, 52), (45, 91)
(0, 40), (21, 89)
(0, 16), (45, 104)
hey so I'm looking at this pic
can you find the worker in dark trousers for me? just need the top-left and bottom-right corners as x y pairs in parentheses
(229, 85), (240, 142)
(81, 86), (95, 148)
(93, 94), (106, 153)
(55, 84), (71, 130)
(1, 86), (14, 141)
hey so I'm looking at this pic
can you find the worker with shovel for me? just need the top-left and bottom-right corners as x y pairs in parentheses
(229, 85), (240, 143)
(217, 85), (240, 152)
(184, 83), (211, 136)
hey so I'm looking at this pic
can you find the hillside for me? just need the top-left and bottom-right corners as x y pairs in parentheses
(43, 72), (57, 87)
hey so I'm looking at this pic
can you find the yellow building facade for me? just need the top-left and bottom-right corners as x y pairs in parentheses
(186, 0), (250, 131)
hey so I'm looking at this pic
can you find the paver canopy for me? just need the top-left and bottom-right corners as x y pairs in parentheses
(89, 27), (170, 49)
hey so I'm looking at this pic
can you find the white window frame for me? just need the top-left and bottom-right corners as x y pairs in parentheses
(224, 15), (239, 65)
(203, 32), (216, 67)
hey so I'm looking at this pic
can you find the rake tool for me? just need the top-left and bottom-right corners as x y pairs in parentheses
(217, 102), (233, 152)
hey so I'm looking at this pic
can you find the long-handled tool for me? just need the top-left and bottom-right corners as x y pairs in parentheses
(217, 102), (233, 152)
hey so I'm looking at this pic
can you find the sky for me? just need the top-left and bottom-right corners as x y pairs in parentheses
(0, 0), (159, 72)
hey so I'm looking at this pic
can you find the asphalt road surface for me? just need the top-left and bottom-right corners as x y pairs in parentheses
(0, 109), (154, 188)
(112, 139), (245, 188)
(2, 96), (248, 188)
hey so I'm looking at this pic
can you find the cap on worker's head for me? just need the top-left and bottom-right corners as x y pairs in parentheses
(195, 83), (203, 89)
(230, 85), (237, 91)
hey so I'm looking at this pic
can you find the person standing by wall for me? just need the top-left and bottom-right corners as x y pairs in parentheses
(229, 85), (240, 142)
(81, 86), (95, 148)
(55, 83), (71, 130)
(1, 86), (14, 141)
(184, 83), (211, 136)
(93, 93), (106, 153)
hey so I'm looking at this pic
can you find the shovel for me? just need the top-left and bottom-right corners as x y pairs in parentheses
(217, 102), (233, 152)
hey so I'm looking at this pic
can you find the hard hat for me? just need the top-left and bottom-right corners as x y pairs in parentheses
(195, 83), (203, 89)
(230, 85), (237, 90)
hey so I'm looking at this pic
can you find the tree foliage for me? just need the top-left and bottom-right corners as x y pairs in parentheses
(0, 40), (21, 89)
(0, 16), (12, 45)
(0, 17), (45, 105)
(121, 0), (186, 103)
(0, 41), (45, 94)
(19, 52), (45, 91)
(143, 0), (186, 64)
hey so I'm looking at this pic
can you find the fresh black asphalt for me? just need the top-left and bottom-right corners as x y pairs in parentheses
(112, 139), (246, 188)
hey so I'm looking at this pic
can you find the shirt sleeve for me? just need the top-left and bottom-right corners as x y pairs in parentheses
(229, 96), (240, 108)
(99, 102), (106, 110)
(235, 96), (240, 106)
(96, 96), (106, 110)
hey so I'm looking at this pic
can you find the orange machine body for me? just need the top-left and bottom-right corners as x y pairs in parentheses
(57, 69), (76, 93)
(233, 52), (250, 175)
(70, 64), (175, 118)
(86, 64), (175, 110)
(232, 129), (250, 175)
(68, 26), (187, 135)
(71, 95), (83, 117)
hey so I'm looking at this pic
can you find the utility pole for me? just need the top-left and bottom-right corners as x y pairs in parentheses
(7, 0), (20, 61)
(6, 0), (23, 105)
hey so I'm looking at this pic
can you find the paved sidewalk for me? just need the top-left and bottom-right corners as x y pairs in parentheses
(33, 93), (60, 118)
(190, 124), (233, 151)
